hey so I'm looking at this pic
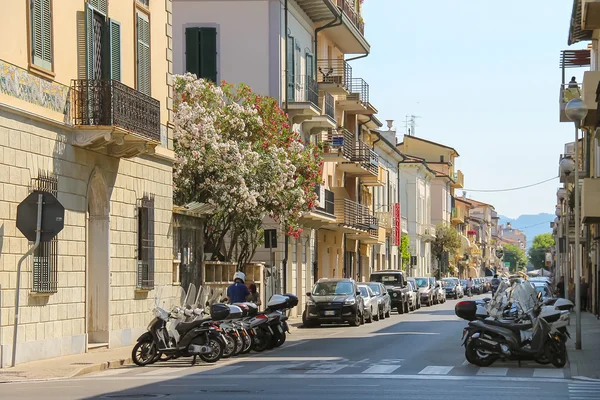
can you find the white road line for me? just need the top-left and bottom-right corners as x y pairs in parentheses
(306, 365), (346, 374)
(418, 366), (454, 375)
(462, 360), (470, 366)
(476, 367), (508, 376)
(533, 368), (565, 378)
(198, 365), (243, 375)
(281, 340), (307, 349)
(361, 365), (401, 374)
(138, 367), (190, 376)
(250, 364), (301, 374)
(244, 357), (340, 362)
(92, 368), (134, 376)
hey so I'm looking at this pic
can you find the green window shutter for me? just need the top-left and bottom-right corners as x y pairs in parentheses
(198, 28), (217, 83)
(31, 0), (52, 70)
(286, 36), (295, 102)
(88, 0), (107, 15)
(108, 19), (121, 80)
(136, 12), (151, 95)
(85, 3), (95, 79)
(305, 53), (314, 79)
(185, 27), (200, 77)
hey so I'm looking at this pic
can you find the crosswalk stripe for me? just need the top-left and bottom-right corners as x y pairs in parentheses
(94, 368), (134, 376)
(306, 365), (346, 374)
(361, 365), (401, 374)
(251, 364), (300, 374)
(476, 367), (508, 376)
(138, 367), (190, 376)
(533, 369), (565, 378)
(199, 365), (243, 375)
(418, 366), (453, 375)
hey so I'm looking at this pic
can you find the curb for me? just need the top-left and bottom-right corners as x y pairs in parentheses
(571, 375), (600, 382)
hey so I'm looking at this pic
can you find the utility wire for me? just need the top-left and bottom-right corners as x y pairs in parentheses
(502, 220), (555, 230)
(461, 176), (559, 193)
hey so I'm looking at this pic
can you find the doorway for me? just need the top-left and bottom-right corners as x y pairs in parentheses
(87, 168), (110, 345)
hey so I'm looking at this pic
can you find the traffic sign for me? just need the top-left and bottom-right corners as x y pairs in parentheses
(495, 248), (504, 259)
(504, 262), (511, 267)
(16, 190), (65, 242)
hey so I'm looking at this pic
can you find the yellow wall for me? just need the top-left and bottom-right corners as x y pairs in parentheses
(399, 136), (456, 172)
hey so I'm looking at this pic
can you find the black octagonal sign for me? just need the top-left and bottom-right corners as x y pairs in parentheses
(16, 190), (65, 242)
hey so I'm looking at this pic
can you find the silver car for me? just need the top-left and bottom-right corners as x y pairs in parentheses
(358, 284), (378, 323)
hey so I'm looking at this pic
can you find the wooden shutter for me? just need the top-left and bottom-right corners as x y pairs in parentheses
(136, 11), (151, 95)
(286, 36), (295, 102)
(85, 2), (95, 79)
(305, 52), (314, 79)
(137, 195), (155, 289)
(199, 28), (217, 83)
(31, 0), (52, 70)
(103, 18), (121, 81)
(185, 27), (200, 77)
(88, 0), (107, 15)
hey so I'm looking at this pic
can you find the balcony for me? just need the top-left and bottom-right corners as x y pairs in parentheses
(317, 59), (352, 94)
(559, 83), (582, 123)
(451, 207), (465, 224)
(336, 0), (364, 35)
(334, 198), (377, 231)
(317, 129), (379, 176)
(401, 217), (408, 234)
(423, 224), (436, 242)
(71, 79), (161, 158)
(302, 185), (337, 227)
(337, 78), (377, 115)
(283, 75), (321, 121)
(582, 178), (600, 223)
(303, 92), (337, 133)
(452, 170), (464, 188)
(361, 165), (386, 186)
(582, 0), (600, 29)
(581, 70), (600, 127)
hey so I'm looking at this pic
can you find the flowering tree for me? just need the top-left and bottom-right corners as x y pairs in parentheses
(173, 74), (323, 267)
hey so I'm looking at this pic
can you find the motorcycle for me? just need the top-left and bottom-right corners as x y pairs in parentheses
(132, 285), (226, 366)
(458, 281), (567, 368)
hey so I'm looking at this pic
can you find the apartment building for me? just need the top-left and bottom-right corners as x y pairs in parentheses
(172, 0), (385, 314)
(0, 0), (175, 366)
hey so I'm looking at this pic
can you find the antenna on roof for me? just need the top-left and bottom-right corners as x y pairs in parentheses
(404, 115), (421, 136)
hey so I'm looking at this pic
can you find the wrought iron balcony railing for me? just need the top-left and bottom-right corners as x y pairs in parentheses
(324, 92), (335, 120)
(288, 75), (319, 108)
(348, 78), (370, 104)
(341, 198), (378, 231)
(317, 59), (352, 90)
(335, 0), (365, 35)
(314, 185), (335, 216)
(318, 128), (379, 174)
(71, 79), (161, 141)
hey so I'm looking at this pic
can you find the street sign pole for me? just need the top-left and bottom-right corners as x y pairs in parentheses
(12, 193), (43, 367)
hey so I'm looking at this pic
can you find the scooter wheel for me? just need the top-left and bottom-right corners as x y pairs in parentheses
(199, 338), (224, 363)
(251, 330), (271, 352)
(465, 338), (497, 367)
(232, 333), (244, 356)
(274, 332), (286, 347)
(221, 334), (236, 359)
(132, 339), (157, 367)
(545, 338), (567, 368)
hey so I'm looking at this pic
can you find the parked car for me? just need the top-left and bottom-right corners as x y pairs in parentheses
(433, 281), (446, 304)
(414, 277), (435, 306)
(358, 284), (378, 323)
(441, 277), (464, 299)
(370, 270), (411, 314)
(367, 282), (392, 319)
(405, 279), (420, 311)
(303, 278), (364, 327)
(530, 281), (553, 301)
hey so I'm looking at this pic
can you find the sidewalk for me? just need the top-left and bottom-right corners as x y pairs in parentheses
(0, 316), (304, 383)
(568, 311), (600, 381)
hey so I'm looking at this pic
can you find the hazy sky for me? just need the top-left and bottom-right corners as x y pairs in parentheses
(352, 0), (587, 219)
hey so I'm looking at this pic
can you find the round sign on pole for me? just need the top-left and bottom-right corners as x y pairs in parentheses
(16, 190), (65, 242)
(495, 249), (504, 259)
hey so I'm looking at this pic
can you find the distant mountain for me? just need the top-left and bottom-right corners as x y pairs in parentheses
(498, 213), (554, 249)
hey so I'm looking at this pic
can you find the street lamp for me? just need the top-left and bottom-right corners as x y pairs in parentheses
(559, 157), (576, 177)
(565, 97), (587, 351)
(557, 188), (567, 202)
(555, 206), (562, 217)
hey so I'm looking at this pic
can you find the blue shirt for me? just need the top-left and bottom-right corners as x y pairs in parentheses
(227, 282), (250, 304)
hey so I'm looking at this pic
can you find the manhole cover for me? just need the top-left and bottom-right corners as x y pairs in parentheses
(102, 396), (168, 399)
(71, 363), (94, 365)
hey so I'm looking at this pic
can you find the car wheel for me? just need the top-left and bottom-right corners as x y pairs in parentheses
(385, 306), (391, 318)
(360, 311), (365, 325)
(366, 309), (373, 323)
(349, 312), (361, 327)
(374, 310), (380, 321)
(404, 300), (409, 314)
(380, 307), (386, 319)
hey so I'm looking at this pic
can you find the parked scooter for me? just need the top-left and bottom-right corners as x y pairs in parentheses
(458, 282), (567, 368)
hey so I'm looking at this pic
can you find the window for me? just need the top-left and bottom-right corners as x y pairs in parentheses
(30, 0), (53, 71)
(286, 35), (295, 101)
(305, 52), (314, 79)
(85, 2), (121, 81)
(30, 171), (58, 294)
(136, 11), (151, 94)
(136, 0), (149, 6)
(185, 27), (217, 83)
(137, 194), (155, 290)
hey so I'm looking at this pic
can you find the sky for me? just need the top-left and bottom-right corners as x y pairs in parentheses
(351, 0), (587, 219)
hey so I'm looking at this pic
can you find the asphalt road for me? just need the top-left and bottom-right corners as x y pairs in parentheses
(3, 294), (600, 400)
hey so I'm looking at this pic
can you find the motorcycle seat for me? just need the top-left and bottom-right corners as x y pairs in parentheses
(485, 319), (532, 333)
(175, 317), (212, 333)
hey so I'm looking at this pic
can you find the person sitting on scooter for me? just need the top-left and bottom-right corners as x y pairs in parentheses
(225, 271), (250, 304)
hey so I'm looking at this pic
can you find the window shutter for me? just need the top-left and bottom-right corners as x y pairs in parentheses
(286, 36), (295, 102)
(108, 19), (121, 80)
(147, 201), (155, 288)
(185, 27), (200, 77)
(305, 53), (314, 79)
(199, 28), (217, 83)
(31, 0), (52, 70)
(85, 3), (95, 79)
(88, 0), (107, 15)
(136, 12), (151, 95)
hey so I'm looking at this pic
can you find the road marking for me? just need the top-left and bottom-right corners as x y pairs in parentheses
(476, 367), (508, 376)
(462, 360), (470, 366)
(199, 365), (243, 375)
(465, 385), (539, 389)
(533, 368), (565, 378)
(310, 384), (380, 388)
(418, 366), (453, 375)
(92, 368), (134, 376)
(250, 363), (303, 374)
(362, 365), (401, 374)
(243, 356), (340, 362)
(281, 340), (307, 349)
(138, 367), (190, 376)
(306, 365), (347, 374)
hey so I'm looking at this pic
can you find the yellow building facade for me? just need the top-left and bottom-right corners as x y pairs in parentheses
(0, 0), (175, 366)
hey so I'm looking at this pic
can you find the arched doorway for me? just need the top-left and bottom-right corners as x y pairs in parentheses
(87, 168), (110, 346)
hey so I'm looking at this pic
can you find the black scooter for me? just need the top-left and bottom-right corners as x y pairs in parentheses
(460, 291), (566, 368)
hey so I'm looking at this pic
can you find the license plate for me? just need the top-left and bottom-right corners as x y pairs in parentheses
(324, 310), (335, 316)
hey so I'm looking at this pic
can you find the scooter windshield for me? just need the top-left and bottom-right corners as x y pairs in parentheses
(486, 280), (537, 318)
(153, 285), (187, 315)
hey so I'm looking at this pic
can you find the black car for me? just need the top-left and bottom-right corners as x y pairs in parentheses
(302, 278), (364, 327)
(370, 270), (410, 314)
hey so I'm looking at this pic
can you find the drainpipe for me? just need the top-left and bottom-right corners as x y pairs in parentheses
(346, 52), (370, 62)
(397, 160), (402, 269)
(282, 0), (289, 294)
(313, 229), (319, 283)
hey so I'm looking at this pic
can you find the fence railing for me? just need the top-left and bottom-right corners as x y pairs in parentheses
(341, 198), (378, 231)
(324, 92), (335, 120)
(71, 79), (161, 141)
(318, 129), (379, 174)
(289, 75), (319, 107)
(347, 78), (370, 104)
(317, 59), (352, 90)
(335, 0), (365, 35)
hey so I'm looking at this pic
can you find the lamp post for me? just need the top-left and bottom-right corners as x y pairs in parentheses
(565, 98), (588, 350)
